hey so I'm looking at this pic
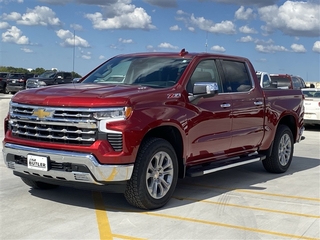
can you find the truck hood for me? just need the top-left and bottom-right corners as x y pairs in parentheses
(12, 83), (155, 107)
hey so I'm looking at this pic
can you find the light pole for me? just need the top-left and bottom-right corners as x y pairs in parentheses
(72, 29), (75, 79)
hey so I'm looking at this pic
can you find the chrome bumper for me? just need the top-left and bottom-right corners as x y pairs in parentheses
(2, 143), (133, 185)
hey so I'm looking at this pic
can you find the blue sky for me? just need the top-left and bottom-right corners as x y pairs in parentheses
(0, 0), (319, 81)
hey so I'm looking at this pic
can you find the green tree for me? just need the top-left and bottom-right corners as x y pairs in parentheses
(0, 66), (82, 78)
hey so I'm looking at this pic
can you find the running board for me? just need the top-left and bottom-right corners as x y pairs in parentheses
(186, 154), (266, 177)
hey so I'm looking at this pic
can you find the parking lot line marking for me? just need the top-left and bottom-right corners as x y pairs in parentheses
(106, 206), (319, 240)
(113, 234), (147, 240)
(92, 191), (113, 240)
(143, 211), (319, 240)
(182, 183), (320, 202)
(173, 196), (320, 218)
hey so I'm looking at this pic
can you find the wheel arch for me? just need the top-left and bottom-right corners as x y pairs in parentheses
(142, 125), (185, 178)
(260, 115), (297, 158)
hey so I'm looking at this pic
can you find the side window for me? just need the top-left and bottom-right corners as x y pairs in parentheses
(292, 77), (300, 89)
(64, 73), (72, 79)
(221, 60), (252, 92)
(262, 75), (270, 88)
(187, 60), (222, 93)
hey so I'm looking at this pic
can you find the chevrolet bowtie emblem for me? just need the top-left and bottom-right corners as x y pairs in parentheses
(32, 109), (51, 119)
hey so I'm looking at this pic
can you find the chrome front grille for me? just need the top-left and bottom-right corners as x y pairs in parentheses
(9, 103), (123, 151)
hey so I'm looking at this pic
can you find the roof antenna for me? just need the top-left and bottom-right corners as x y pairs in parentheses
(205, 31), (208, 52)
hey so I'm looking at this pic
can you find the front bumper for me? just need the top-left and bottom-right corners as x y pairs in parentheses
(3, 143), (133, 185)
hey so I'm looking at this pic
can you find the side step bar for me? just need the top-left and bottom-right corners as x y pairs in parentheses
(186, 154), (266, 177)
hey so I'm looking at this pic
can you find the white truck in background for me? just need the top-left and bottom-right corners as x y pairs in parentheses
(256, 71), (273, 88)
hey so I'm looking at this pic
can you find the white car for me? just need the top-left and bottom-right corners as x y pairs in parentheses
(301, 88), (320, 126)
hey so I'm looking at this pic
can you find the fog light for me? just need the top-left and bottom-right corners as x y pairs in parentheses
(74, 173), (90, 181)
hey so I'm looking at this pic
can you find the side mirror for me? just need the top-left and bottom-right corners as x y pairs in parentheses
(189, 82), (219, 104)
(193, 82), (218, 95)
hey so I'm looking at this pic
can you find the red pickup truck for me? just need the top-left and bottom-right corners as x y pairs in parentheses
(3, 50), (304, 210)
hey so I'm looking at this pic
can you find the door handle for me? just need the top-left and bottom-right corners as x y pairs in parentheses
(254, 101), (263, 106)
(220, 103), (231, 108)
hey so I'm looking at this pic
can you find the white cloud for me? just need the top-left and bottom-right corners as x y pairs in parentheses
(312, 41), (320, 53)
(118, 38), (133, 43)
(81, 55), (91, 60)
(21, 47), (33, 53)
(70, 24), (83, 31)
(1, 12), (22, 21)
(190, 14), (236, 34)
(1, 26), (29, 44)
(0, 0), (23, 3)
(237, 35), (254, 42)
(56, 29), (90, 48)
(255, 44), (288, 53)
(259, 1), (320, 37)
(239, 25), (257, 34)
(169, 25), (181, 31)
(235, 6), (255, 20)
(85, 0), (155, 30)
(99, 55), (105, 60)
(158, 42), (178, 49)
(16, 6), (62, 26)
(254, 38), (274, 45)
(176, 10), (185, 15)
(146, 45), (154, 50)
(291, 43), (306, 53)
(0, 22), (10, 29)
(188, 27), (195, 32)
(210, 45), (226, 52)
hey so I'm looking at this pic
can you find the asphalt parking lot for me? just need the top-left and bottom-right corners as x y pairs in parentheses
(0, 93), (319, 240)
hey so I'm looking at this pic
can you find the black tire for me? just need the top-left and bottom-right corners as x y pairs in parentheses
(124, 138), (178, 210)
(21, 177), (59, 189)
(262, 125), (294, 173)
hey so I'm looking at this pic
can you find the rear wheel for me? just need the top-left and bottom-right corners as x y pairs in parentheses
(21, 177), (59, 189)
(124, 138), (178, 210)
(262, 125), (293, 173)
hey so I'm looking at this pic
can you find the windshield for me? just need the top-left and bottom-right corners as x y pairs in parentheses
(0, 73), (8, 78)
(82, 56), (191, 88)
(38, 71), (56, 78)
(9, 74), (24, 79)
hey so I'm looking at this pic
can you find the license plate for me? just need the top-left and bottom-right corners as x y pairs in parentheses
(304, 113), (316, 119)
(12, 80), (16, 83)
(27, 155), (48, 171)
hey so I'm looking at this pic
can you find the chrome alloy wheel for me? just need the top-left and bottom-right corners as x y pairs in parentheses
(146, 151), (174, 199)
(278, 133), (292, 166)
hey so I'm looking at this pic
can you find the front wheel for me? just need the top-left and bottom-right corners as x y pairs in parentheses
(124, 138), (178, 210)
(262, 125), (294, 173)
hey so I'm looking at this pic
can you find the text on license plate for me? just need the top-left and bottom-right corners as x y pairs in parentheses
(27, 155), (48, 171)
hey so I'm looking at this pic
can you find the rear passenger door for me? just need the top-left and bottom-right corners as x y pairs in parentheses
(219, 59), (264, 155)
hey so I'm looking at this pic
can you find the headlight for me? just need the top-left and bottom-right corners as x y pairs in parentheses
(38, 81), (46, 86)
(9, 101), (13, 115)
(93, 107), (132, 120)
